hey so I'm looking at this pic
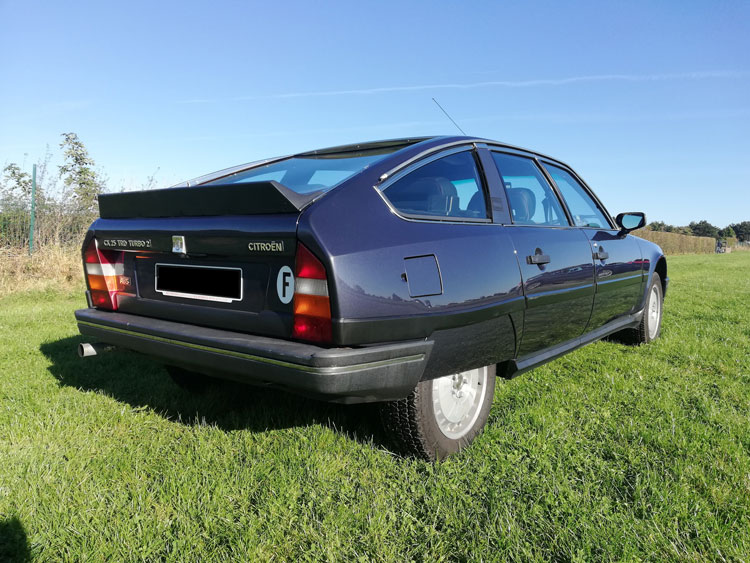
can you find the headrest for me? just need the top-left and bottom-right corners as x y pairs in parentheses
(508, 188), (536, 223)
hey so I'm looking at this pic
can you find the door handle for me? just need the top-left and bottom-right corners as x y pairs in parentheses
(527, 253), (551, 265)
(593, 249), (609, 260)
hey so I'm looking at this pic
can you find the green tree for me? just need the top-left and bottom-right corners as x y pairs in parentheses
(648, 221), (667, 231)
(58, 132), (104, 213)
(688, 220), (719, 239)
(718, 226), (736, 239)
(1, 163), (32, 201)
(729, 221), (750, 242)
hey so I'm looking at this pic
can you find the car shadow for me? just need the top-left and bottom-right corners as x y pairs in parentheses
(0, 517), (30, 563)
(40, 335), (392, 452)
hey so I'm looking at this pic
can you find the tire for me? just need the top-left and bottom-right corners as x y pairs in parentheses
(621, 272), (664, 345)
(165, 366), (216, 393)
(379, 364), (496, 461)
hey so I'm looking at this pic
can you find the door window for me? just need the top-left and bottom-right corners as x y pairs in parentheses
(381, 151), (489, 220)
(543, 164), (611, 229)
(491, 153), (568, 226)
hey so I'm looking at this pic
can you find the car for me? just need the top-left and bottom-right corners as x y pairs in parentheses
(75, 135), (668, 460)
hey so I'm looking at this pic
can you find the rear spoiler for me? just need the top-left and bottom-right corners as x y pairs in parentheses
(98, 181), (319, 219)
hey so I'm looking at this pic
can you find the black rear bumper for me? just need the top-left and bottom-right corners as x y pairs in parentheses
(75, 309), (432, 404)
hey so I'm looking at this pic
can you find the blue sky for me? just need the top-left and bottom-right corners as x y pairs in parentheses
(1, 0), (748, 226)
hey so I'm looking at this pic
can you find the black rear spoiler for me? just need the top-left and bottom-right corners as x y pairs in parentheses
(98, 181), (319, 219)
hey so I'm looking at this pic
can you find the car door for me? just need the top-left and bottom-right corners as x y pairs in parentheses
(541, 162), (643, 330)
(489, 151), (596, 356)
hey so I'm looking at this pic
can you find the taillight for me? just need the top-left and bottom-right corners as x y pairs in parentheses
(292, 243), (332, 343)
(83, 238), (127, 310)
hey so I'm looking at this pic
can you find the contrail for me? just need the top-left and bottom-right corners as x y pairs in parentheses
(177, 71), (748, 104)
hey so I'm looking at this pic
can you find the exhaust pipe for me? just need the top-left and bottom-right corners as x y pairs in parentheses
(78, 342), (114, 358)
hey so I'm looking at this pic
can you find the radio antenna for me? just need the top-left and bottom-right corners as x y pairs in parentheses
(432, 97), (467, 135)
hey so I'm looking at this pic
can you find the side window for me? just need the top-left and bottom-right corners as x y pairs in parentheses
(491, 152), (568, 226)
(543, 164), (611, 229)
(382, 151), (489, 219)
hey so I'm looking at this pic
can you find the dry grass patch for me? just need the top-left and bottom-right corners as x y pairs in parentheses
(0, 246), (84, 296)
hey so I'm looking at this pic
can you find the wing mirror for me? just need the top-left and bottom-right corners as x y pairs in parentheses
(615, 212), (646, 234)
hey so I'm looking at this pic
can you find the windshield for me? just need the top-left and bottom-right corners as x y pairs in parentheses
(205, 152), (390, 194)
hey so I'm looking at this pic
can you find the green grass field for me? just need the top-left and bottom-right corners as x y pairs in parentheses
(1, 253), (749, 561)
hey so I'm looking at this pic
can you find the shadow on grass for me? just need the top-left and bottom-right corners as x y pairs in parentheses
(40, 335), (390, 451)
(0, 517), (30, 563)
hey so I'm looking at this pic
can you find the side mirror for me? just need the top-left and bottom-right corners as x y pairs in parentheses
(615, 212), (646, 233)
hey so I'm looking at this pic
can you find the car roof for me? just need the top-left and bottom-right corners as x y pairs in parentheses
(172, 135), (575, 188)
(291, 135), (575, 174)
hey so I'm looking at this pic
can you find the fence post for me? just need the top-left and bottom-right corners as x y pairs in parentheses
(29, 164), (37, 256)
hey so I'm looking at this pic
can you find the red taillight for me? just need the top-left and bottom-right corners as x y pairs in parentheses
(83, 238), (127, 310)
(292, 243), (331, 343)
(295, 244), (327, 279)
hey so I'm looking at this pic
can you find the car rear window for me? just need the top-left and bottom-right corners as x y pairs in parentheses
(206, 151), (394, 194)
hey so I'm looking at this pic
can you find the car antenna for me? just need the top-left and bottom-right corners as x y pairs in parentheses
(432, 97), (467, 135)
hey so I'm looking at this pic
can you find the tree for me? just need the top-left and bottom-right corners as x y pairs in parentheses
(648, 221), (667, 232)
(688, 220), (719, 239)
(1, 163), (32, 200)
(58, 132), (104, 213)
(729, 221), (750, 242)
(718, 226), (736, 240)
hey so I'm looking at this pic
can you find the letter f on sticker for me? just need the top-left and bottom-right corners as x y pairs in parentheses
(282, 271), (291, 298)
(276, 265), (294, 304)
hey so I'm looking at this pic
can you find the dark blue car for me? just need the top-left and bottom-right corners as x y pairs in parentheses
(76, 136), (667, 460)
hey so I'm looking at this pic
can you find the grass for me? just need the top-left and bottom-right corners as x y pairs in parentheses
(1, 253), (749, 561)
(0, 246), (83, 297)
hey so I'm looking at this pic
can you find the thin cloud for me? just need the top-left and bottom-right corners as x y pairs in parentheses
(177, 70), (748, 104)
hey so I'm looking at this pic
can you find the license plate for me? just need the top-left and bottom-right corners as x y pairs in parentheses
(155, 263), (242, 303)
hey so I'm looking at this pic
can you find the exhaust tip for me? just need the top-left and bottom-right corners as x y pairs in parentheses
(78, 342), (113, 358)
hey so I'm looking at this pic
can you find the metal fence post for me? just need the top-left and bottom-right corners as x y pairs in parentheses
(29, 164), (37, 255)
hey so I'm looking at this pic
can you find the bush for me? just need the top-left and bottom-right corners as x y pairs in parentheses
(632, 229), (715, 255)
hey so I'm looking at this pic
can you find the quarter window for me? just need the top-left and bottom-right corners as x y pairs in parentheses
(382, 151), (489, 220)
(543, 164), (611, 229)
(491, 153), (568, 226)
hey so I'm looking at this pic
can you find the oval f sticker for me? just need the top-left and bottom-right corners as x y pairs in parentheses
(276, 266), (294, 304)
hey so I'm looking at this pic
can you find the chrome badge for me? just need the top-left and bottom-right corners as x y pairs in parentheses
(248, 240), (285, 253)
(172, 235), (186, 254)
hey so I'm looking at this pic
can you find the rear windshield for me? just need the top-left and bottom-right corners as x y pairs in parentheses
(205, 150), (396, 194)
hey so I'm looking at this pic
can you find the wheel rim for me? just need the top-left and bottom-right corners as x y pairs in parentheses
(648, 284), (661, 339)
(432, 366), (489, 440)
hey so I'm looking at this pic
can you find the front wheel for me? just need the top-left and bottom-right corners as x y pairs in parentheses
(620, 272), (664, 345)
(379, 365), (496, 461)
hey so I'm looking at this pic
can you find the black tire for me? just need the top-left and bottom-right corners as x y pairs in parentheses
(165, 366), (216, 393)
(619, 272), (664, 345)
(379, 365), (496, 461)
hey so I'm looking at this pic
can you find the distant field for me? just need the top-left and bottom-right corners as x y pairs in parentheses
(1, 253), (749, 561)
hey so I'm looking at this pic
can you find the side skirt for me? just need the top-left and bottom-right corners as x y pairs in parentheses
(500, 309), (643, 379)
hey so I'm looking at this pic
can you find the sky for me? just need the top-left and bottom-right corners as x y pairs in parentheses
(1, 0), (748, 227)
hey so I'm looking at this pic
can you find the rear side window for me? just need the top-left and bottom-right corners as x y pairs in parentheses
(381, 151), (488, 220)
(542, 163), (611, 229)
(491, 153), (568, 226)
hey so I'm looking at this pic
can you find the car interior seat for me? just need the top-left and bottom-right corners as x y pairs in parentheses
(387, 176), (458, 216)
(429, 177), (458, 215)
(507, 188), (536, 223)
(467, 191), (487, 217)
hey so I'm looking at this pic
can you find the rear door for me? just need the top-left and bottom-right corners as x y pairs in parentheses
(489, 152), (596, 356)
(541, 162), (643, 329)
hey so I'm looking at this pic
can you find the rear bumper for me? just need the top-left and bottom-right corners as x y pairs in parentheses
(75, 309), (432, 404)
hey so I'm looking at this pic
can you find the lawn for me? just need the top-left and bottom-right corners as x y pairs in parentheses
(1, 253), (749, 561)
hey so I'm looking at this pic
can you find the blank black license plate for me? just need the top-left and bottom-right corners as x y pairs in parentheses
(155, 264), (242, 303)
